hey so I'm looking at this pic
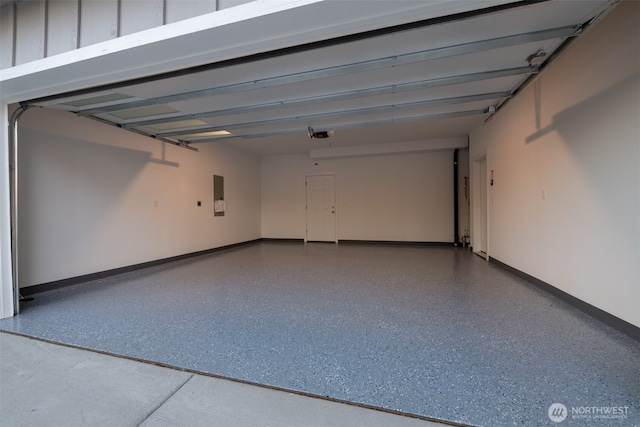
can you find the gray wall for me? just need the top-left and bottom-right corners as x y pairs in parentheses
(0, 0), (254, 69)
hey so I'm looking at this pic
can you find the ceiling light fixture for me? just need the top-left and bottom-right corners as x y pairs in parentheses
(308, 127), (334, 139)
(178, 130), (231, 139)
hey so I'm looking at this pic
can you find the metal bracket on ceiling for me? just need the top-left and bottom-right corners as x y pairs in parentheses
(176, 140), (195, 149)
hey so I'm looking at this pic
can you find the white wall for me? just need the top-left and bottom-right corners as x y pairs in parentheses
(261, 149), (457, 242)
(469, 1), (639, 327)
(16, 107), (261, 288)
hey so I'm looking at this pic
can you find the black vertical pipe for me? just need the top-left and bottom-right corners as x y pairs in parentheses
(453, 149), (459, 246)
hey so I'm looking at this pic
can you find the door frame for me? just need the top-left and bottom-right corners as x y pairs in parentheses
(471, 153), (489, 259)
(304, 172), (337, 243)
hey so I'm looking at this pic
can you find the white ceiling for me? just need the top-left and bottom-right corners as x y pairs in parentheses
(21, 0), (615, 157)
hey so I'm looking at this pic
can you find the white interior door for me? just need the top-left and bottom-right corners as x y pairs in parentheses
(306, 174), (336, 242)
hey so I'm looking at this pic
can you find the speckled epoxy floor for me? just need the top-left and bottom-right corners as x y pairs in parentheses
(1, 242), (638, 427)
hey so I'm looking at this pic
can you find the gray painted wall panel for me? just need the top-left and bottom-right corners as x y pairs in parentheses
(47, 0), (79, 56)
(79, 0), (118, 47)
(0, 0), (258, 70)
(14, 0), (45, 65)
(219, 0), (253, 10)
(0, 4), (15, 68)
(121, 0), (164, 36)
(165, 0), (216, 24)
